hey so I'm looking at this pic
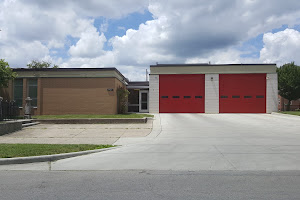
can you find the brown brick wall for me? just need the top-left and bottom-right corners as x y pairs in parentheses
(37, 78), (42, 115)
(39, 77), (125, 115)
(278, 95), (300, 111)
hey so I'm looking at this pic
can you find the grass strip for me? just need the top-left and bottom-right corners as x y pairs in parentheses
(33, 114), (154, 119)
(0, 144), (113, 158)
(280, 111), (300, 116)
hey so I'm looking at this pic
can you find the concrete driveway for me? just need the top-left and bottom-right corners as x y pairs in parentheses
(2, 113), (300, 171)
(0, 123), (153, 145)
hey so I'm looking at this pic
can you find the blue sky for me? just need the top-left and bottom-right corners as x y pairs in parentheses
(239, 24), (300, 59)
(94, 10), (153, 51)
(1, 0), (300, 80)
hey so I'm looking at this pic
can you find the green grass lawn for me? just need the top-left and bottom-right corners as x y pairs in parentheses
(280, 111), (300, 116)
(0, 144), (114, 158)
(33, 113), (154, 119)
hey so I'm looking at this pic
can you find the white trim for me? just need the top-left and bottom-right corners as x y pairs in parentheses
(205, 74), (219, 113)
(149, 75), (159, 113)
(266, 73), (278, 113)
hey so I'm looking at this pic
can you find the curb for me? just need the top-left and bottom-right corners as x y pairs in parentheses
(0, 146), (119, 165)
(271, 112), (300, 119)
(33, 118), (148, 124)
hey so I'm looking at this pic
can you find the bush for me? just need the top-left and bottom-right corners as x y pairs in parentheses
(117, 87), (129, 114)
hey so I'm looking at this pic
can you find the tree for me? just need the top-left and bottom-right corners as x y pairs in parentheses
(277, 62), (300, 111)
(0, 59), (16, 88)
(27, 60), (59, 69)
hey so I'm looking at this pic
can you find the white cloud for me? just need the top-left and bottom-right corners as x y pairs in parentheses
(117, 26), (126, 31)
(260, 29), (300, 66)
(25, 0), (149, 19)
(0, 0), (148, 67)
(0, 41), (49, 68)
(104, 0), (300, 68)
(48, 40), (65, 49)
(69, 26), (107, 58)
(1, 0), (300, 80)
(60, 52), (115, 68)
(100, 21), (109, 33)
(185, 48), (260, 65)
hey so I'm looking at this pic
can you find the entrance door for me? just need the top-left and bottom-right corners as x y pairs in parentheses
(139, 90), (149, 112)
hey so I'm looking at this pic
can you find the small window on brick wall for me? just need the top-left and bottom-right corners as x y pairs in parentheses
(13, 79), (23, 107)
(28, 79), (38, 107)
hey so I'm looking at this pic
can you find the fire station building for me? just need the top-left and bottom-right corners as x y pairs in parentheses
(1, 63), (278, 115)
(149, 64), (278, 113)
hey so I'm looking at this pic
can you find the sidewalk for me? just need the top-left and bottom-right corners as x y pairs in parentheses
(0, 121), (153, 145)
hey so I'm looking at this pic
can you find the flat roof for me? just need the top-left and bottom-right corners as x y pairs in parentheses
(13, 67), (126, 80)
(127, 81), (149, 86)
(150, 63), (277, 74)
(150, 63), (276, 67)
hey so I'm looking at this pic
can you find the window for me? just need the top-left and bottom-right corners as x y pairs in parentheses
(232, 96), (240, 98)
(220, 96), (228, 98)
(256, 95), (264, 98)
(28, 79), (38, 107)
(13, 79), (23, 107)
(172, 96), (180, 98)
(184, 96), (191, 98)
(161, 96), (168, 98)
(244, 96), (252, 98)
(195, 96), (202, 98)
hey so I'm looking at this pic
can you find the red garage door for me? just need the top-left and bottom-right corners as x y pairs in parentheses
(159, 74), (205, 113)
(219, 74), (266, 113)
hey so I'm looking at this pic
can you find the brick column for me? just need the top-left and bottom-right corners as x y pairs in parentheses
(37, 78), (42, 115)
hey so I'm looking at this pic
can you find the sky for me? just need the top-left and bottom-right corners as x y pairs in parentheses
(0, 0), (300, 81)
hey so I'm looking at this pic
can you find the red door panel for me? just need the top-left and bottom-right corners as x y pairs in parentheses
(159, 74), (205, 113)
(219, 74), (266, 113)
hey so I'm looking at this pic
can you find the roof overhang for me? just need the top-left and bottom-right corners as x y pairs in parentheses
(150, 64), (277, 75)
(12, 68), (128, 84)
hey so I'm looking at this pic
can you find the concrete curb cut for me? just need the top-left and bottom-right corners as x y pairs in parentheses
(0, 146), (119, 165)
(146, 114), (162, 138)
(271, 112), (300, 119)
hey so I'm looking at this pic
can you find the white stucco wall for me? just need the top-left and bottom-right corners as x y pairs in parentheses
(266, 73), (278, 113)
(205, 74), (219, 113)
(149, 75), (159, 113)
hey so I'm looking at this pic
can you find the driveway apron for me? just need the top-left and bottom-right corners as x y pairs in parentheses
(48, 114), (300, 171)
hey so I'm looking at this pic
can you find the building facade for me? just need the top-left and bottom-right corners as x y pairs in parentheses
(0, 64), (280, 115)
(0, 68), (127, 115)
(149, 64), (278, 113)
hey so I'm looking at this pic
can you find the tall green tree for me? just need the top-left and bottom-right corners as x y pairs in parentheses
(277, 62), (300, 111)
(27, 60), (59, 69)
(0, 59), (16, 88)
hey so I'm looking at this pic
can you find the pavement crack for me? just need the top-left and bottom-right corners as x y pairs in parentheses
(48, 161), (52, 171)
(213, 145), (237, 170)
(70, 128), (87, 138)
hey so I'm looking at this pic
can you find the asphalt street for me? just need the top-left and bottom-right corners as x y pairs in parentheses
(1, 170), (300, 200)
